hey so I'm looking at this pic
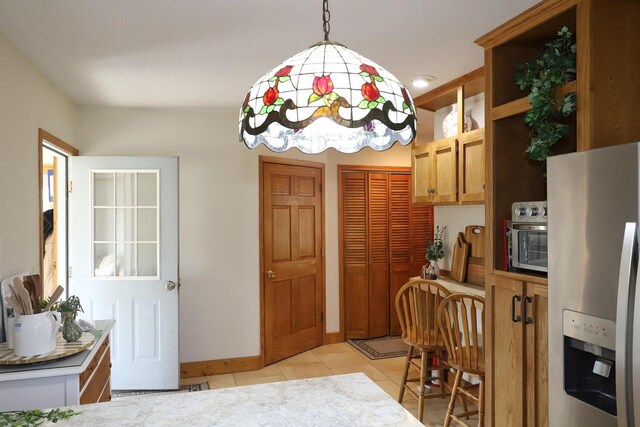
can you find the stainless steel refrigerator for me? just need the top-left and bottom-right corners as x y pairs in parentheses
(548, 142), (640, 426)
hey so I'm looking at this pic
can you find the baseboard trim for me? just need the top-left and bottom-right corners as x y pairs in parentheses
(180, 355), (264, 379)
(325, 332), (342, 344)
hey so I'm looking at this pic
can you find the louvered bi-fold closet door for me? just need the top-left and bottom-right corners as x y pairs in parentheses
(343, 172), (369, 338)
(389, 174), (411, 336)
(367, 173), (390, 338)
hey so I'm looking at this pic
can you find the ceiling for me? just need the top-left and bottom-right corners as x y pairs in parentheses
(0, 0), (537, 109)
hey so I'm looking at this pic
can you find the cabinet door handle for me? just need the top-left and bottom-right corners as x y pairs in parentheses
(512, 295), (522, 322)
(523, 296), (533, 324)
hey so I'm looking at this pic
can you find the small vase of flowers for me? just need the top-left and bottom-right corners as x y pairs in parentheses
(423, 226), (446, 279)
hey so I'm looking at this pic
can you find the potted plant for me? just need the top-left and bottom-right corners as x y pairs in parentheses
(54, 295), (84, 342)
(424, 225), (447, 278)
(514, 26), (577, 173)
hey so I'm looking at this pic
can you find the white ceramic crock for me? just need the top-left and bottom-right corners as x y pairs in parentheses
(13, 311), (61, 357)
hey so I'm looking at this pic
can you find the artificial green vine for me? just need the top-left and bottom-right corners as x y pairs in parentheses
(514, 26), (577, 169)
(0, 408), (79, 427)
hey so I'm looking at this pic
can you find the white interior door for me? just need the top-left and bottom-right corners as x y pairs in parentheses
(69, 156), (179, 390)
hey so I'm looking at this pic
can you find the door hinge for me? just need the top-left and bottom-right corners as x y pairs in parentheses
(68, 266), (72, 278)
(68, 181), (73, 193)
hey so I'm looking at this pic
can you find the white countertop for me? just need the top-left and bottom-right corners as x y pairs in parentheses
(410, 276), (486, 297)
(44, 373), (422, 427)
(0, 319), (115, 382)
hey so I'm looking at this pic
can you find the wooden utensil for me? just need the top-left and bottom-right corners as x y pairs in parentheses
(451, 232), (469, 283)
(464, 225), (485, 259)
(23, 275), (43, 311)
(12, 278), (33, 315)
(44, 286), (65, 311)
(4, 295), (23, 315)
(8, 283), (28, 315)
(23, 279), (41, 314)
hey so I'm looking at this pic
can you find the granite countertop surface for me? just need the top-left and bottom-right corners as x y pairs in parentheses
(44, 373), (422, 426)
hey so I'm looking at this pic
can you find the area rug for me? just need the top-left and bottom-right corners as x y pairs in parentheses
(112, 382), (210, 400)
(348, 336), (417, 360)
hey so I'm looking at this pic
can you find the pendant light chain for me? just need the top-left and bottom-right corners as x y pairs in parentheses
(322, 0), (331, 41)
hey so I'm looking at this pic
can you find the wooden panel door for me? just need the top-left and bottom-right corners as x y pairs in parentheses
(486, 274), (525, 427)
(342, 172), (368, 338)
(432, 137), (458, 203)
(263, 162), (323, 364)
(524, 283), (548, 427)
(367, 173), (390, 338)
(411, 143), (434, 204)
(389, 174), (411, 336)
(458, 129), (485, 203)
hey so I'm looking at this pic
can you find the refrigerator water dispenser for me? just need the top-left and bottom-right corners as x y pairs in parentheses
(562, 310), (617, 415)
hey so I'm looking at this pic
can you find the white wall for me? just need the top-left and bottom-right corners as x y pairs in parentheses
(434, 205), (485, 270)
(75, 106), (414, 363)
(0, 32), (76, 285)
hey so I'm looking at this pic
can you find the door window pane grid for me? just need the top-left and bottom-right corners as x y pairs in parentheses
(92, 171), (159, 278)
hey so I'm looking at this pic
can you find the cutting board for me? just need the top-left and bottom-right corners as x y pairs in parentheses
(466, 257), (485, 286)
(450, 232), (469, 283)
(465, 225), (485, 259)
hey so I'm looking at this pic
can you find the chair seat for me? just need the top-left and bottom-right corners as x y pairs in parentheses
(400, 332), (446, 350)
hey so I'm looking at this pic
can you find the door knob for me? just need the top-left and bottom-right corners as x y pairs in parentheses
(165, 281), (177, 291)
(267, 270), (276, 278)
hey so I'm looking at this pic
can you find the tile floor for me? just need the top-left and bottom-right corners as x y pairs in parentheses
(181, 342), (479, 426)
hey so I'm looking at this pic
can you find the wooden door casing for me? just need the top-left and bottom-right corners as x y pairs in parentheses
(263, 160), (324, 364)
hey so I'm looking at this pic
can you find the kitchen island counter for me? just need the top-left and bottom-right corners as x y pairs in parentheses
(43, 373), (421, 426)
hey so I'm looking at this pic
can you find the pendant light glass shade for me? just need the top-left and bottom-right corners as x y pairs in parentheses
(239, 41), (417, 154)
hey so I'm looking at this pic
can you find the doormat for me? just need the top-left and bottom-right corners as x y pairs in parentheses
(112, 382), (210, 400)
(348, 336), (417, 360)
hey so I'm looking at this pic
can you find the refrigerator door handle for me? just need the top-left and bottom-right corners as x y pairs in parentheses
(616, 222), (638, 426)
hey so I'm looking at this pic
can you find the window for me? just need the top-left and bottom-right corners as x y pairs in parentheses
(92, 171), (159, 279)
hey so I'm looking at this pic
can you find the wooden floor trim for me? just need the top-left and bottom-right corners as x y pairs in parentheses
(324, 332), (343, 344)
(180, 355), (264, 379)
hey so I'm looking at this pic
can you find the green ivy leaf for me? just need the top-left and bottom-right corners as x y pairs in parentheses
(367, 101), (378, 109)
(259, 105), (268, 115)
(274, 97), (285, 105)
(268, 76), (277, 82)
(278, 76), (290, 83)
(325, 92), (339, 102)
(266, 105), (275, 113)
(358, 100), (369, 109)
(373, 75), (384, 83)
(308, 93), (322, 104)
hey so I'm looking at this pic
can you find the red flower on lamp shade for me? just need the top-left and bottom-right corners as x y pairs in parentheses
(359, 64), (379, 76)
(361, 82), (380, 102)
(275, 65), (293, 77)
(312, 75), (334, 96)
(263, 86), (279, 106)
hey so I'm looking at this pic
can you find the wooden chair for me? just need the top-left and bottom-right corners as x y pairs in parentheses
(437, 293), (485, 427)
(395, 280), (466, 422)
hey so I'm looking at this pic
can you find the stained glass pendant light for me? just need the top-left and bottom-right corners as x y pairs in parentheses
(239, 0), (417, 154)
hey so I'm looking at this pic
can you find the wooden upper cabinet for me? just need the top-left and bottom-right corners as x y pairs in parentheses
(458, 129), (485, 203)
(411, 68), (485, 206)
(411, 143), (435, 204)
(432, 137), (458, 203)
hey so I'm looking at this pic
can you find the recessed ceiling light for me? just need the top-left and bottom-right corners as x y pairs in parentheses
(411, 75), (435, 89)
